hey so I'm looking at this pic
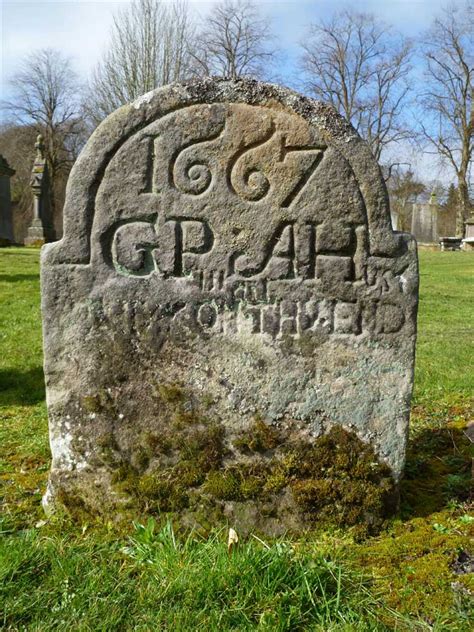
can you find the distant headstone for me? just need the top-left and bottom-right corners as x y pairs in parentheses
(41, 80), (418, 532)
(25, 135), (54, 246)
(411, 194), (438, 244)
(0, 154), (15, 245)
(462, 218), (474, 250)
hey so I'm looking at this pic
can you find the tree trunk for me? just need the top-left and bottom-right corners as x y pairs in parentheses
(456, 177), (470, 238)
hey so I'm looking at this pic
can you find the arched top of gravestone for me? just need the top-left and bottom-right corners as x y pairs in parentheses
(44, 78), (402, 265)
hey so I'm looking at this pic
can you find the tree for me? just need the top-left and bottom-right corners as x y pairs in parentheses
(1, 48), (84, 229)
(85, 0), (194, 124)
(439, 182), (459, 236)
(388, 167), (425, 231)
(300, 9), (413, 167)
(190, 0), (276, 80)
(445, 182), (459, 214)
(419, 2), (473, 237)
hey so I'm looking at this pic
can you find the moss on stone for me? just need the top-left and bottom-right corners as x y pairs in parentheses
(206, 425), (394, 533)
(111, 462), (140, 495)
(203, 462), (270, 501)
(174, 461), (205, 487)
(131, 446), (150, 472)
(180, 424), (225, 472)
(171, 410), (198, 430)
(106, 413), (395, 536)
(204, 470), (240, 500)
(201, 393), (215, 409)
(98, 403), (474, 543)
(98, 446), (121, 468)
(55, 487), (88, 519)
(137, 474), (189, 512)
(234, 417), (281, 453)
(81, 391), (113, 414)
(157, 383), (186, 404)
(283, 426), (396, 534)
(108, 402), (227, 513)
(142, 431), (173, 456)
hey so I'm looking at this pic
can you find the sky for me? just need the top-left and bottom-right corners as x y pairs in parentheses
(0, 0), (458, 183)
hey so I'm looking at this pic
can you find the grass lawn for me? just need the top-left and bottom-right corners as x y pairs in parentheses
(0, 247), (473, 631)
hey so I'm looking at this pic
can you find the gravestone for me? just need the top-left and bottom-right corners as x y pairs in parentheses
(462, 218), (474, 250)
(41, 80), (418, 532)
(0, 154), (15, 245)
(411, 193), (438, 244)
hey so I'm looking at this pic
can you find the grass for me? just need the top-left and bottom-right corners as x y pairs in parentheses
(0, 519), (386, 630)
(0, 247), (473, 630)
(414, 250), (474, 406)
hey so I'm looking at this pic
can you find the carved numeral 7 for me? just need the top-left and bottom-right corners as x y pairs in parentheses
(280, 141), (326, 208)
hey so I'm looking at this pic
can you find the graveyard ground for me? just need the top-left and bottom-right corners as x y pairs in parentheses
(0, 248), (472, 631)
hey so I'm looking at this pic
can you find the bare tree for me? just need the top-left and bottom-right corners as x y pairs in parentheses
(419, 2), (473, 237)
(85, 0), (194, 124)
(190, 0), (276, 80)
(1, 48), (83, 226)
(300, 9), (413, 167)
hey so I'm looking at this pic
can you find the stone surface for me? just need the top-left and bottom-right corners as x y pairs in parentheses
(41, 79), (418, 532)
(0, 154), (15, 245)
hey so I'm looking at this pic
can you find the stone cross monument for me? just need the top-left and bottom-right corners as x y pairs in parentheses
(41, 80), (419, 533)
(0, 154), (15, 245)
(25, 134), (52, 246)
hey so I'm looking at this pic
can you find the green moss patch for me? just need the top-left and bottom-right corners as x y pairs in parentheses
(350, 511), (474, 625)
(106, 418), (396, 537)
(234, 417), (281, 453)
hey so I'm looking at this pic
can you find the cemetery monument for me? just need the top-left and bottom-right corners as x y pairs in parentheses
(25, 134), (54, 246)
(41, 80), (419, 533)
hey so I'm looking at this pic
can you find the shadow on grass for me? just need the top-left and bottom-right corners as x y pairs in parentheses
(0, 367), (45, 405)
(401, 424), (472, 519)
(0, 274), (39, 283)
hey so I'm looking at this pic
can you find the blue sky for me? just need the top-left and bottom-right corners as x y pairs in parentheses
(0, 0), (455, 182)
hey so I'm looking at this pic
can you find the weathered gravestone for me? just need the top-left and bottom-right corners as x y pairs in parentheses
(41, 80), (418, 533)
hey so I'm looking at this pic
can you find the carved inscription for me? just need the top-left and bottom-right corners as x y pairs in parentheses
(227, 125), (325, 204)
(109, 216), (364, 281)
(107, 215), (405, 337)
(110, 217), (214, 278)
(172, 121), (225, 195)
(141, 113), (327, 204)
(101, 104), (407, 339)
